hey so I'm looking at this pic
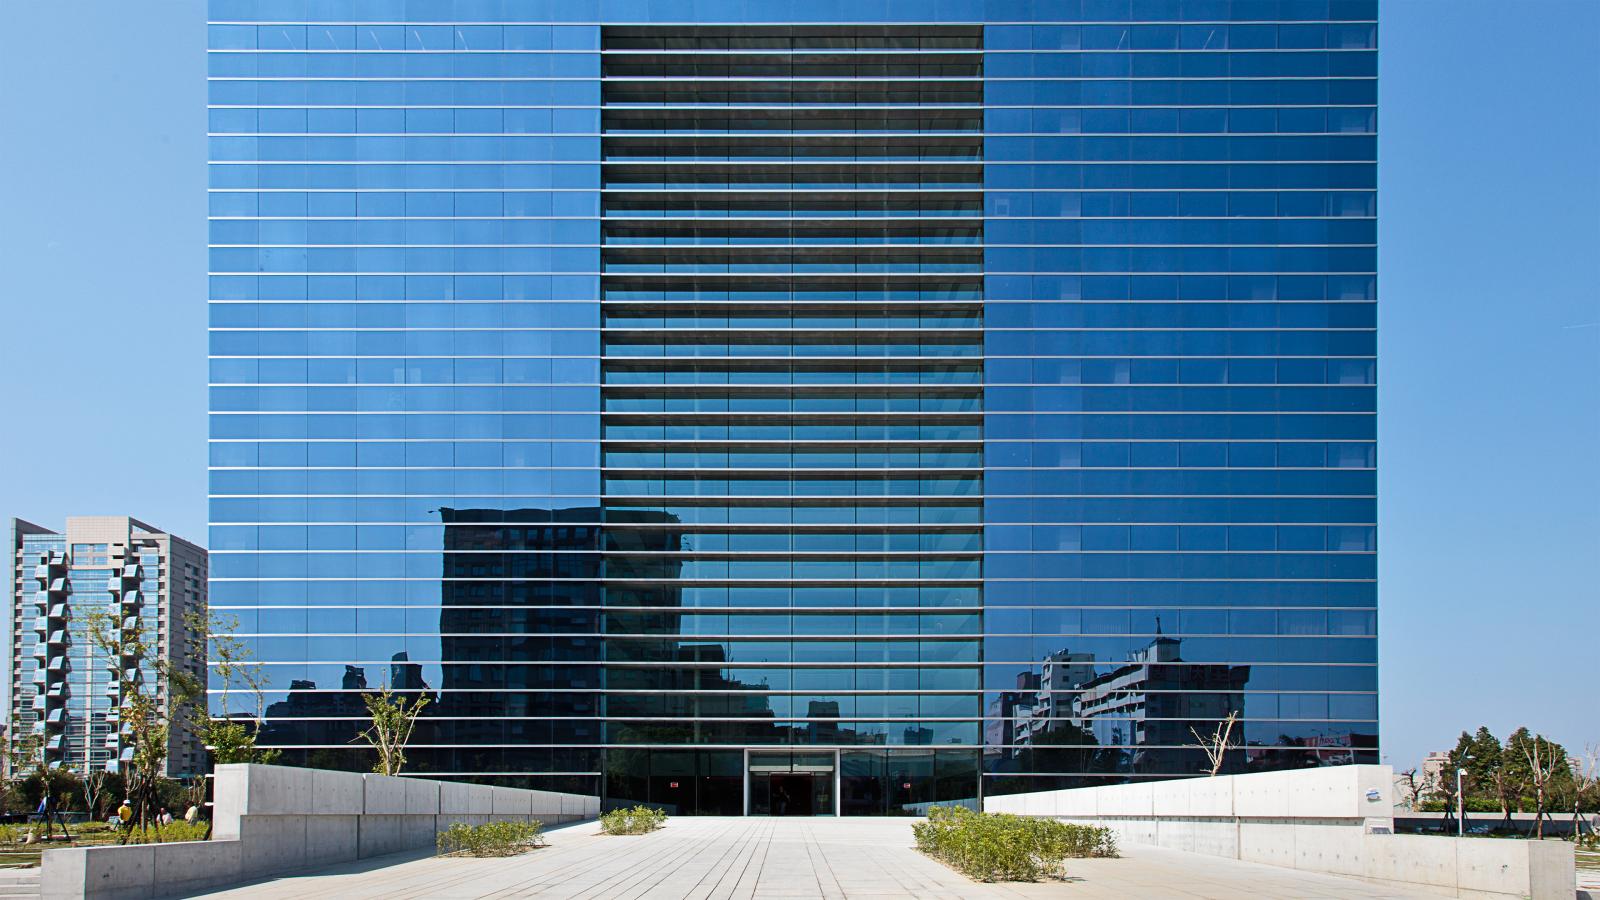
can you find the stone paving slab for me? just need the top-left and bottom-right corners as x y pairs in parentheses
(187, 817), (1438, 900)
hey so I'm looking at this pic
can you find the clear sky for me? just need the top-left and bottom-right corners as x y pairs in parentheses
(1, 1), (1595, 770)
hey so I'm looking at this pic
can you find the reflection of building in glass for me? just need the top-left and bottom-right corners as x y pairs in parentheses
(1066, 635), (1250, 775)
(434, 508), (604, 786)
(984, 672), (1039, 758)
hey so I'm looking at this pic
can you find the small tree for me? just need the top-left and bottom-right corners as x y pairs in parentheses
(8, 732), (43, 782)
(82, 770), (112, 821)
(1396, 768), (1423, 811)
(356, 686), (430, 777)
(182, 612), (279, 766)
(84, 610), (197, 843)
(1189, 711), (1239, 777)
(1574, 745), (1600, 836)
(1516, 731), (1567, 839)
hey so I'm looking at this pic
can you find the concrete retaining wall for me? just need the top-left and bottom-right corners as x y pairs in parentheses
(984, 765), (1575, 899)
(41, 764), (599, 900)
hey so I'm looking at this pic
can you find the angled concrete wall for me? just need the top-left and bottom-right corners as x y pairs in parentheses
(984, 765), (1574, 900)
(41, 765), (599, 900)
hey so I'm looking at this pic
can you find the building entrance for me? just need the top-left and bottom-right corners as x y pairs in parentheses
(746, 751), (836, 816)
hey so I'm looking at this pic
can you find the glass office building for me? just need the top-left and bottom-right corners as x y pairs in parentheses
(208, 0), (1377, 814)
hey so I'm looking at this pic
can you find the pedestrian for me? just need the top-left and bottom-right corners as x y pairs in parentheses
(158, 807), (174, 826)
(34, 791), (55, 840)
(116, 798), (134, 833)
(185, 803), (200, 825)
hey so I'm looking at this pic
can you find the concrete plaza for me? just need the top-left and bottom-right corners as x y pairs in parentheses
(188, 816), (1435, 900)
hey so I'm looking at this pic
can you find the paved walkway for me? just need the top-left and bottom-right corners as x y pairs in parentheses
(191, 817), (1436, 900)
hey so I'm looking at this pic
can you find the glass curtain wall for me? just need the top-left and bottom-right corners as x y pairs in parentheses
(207, 0), (1378, 808)
(978, 16), (1379, 794)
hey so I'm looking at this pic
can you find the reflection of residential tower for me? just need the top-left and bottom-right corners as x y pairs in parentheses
(1023, 650), (1097, 745)
(1068, 636), (1250, 774)
(983, 671), (1039, 758)
(1000, 635), (1251, 776)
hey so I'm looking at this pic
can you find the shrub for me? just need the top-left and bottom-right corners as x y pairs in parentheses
(600, 805), (667, 835)
(122, 820), (211, 844)
(912, 806), (1117, 882)
(436, 820), (545, 857)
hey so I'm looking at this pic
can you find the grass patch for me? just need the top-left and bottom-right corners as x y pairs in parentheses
(600, 805), (667, 835)
(0, 818), (212, 867)
(913, 805), (1118, 883)
(436, 821), (546, 857)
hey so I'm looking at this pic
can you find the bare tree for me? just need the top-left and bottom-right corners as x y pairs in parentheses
(1576, 744), (1599, 839)
(1396, 768), (1423, 811)
(1189, 711), (1240, 777)
(355, 685), (430, 777)
(1481, 755), (1528, 833)
(81, 770), (111, 821)
(1523, 735), (1561, 839)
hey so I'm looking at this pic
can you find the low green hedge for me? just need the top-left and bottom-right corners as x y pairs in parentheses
(912, 806), (1118, 882)
(600, 805), (667, 835)
(122, 820), (212, 844)
(436, 820), (545, 857)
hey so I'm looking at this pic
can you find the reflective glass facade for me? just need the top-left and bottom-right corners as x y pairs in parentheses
(208, 0), (1377, 813)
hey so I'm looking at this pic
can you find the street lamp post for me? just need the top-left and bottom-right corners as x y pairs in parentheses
(1455, 752), (1474, 838)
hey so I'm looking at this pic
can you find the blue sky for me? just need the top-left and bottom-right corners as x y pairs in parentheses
(1, 1), (1595, 770)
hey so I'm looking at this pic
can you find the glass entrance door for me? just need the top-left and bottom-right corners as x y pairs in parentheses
(746, 751), (837, 816)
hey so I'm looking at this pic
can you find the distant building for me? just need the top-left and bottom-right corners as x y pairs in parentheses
(9, 517), (207, 776)
(1420, 750), (1452, 795)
